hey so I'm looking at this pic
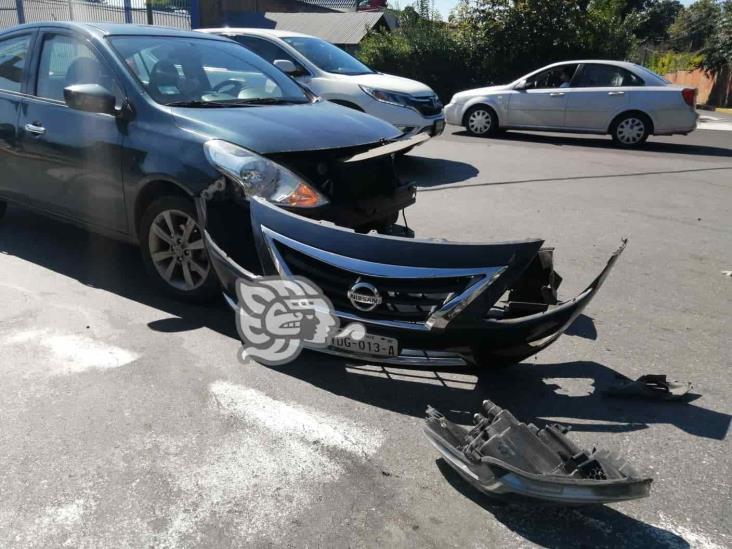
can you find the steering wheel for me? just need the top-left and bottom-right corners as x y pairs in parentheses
(212, 79), (248, 97)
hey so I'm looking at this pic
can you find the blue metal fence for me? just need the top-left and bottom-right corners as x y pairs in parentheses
(1, 0), (198, 30)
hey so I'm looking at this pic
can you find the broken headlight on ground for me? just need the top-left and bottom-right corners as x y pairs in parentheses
(424, 401), (652, 504)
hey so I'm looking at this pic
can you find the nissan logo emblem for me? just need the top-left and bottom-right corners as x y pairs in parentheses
(347, 281), (382, 312)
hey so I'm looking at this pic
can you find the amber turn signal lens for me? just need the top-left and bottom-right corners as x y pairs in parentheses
(285, 182), (324, 208)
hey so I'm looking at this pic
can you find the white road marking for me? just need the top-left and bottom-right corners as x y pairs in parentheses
(151, 382), (383, 547)
(209, 380), (382, 455)
(2, 329), (138, 375)
(697, 118), (732, 131)
(654, 512), (728, 549)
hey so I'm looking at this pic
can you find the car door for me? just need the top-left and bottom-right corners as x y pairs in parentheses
(0, 30), (35, 202)
(563, 64), (640, 131)
(507, 64), (578, 129)
(17, 30), (128, 232)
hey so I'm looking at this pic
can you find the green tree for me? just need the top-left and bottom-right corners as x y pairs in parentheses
(701, 0), (732, 71)
(634, 0), (683, 43)
(668, 0), (721, 51)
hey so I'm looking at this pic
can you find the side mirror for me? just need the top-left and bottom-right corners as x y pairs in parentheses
(273, 59), (298, 75)
(64, 84), (117, 115)
(514, 79), (528, 90)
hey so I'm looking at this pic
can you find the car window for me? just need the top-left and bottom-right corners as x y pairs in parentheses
(523, 64), (578, 90)
(109, 36), (309, 106)
(282, 36), (373, 76)
(573, 64), (644, 88)
(36, 34), (122, 105)
(0, 34), (31, 93)
(231, 36), (308, 75)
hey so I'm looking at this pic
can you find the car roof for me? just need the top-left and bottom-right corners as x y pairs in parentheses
(2, 21), (229, 41)
(199, 28), (312, 39)
(542, 59), (641, 71)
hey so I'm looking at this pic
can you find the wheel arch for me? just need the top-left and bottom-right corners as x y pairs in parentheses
(132, 179), (193, 243)
(462, 102), (501, 128)
(608, 109), (655, 135)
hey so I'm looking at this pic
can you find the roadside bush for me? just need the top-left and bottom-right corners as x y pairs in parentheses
(357, 0), (636, 102)
(358, 7), (479, 102)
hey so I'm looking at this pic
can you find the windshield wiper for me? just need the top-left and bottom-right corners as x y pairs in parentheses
(165, 100), (234, 108)
(223, 98), (308, 106)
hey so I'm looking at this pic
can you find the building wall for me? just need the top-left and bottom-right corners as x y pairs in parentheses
(664, 67), (732, 107)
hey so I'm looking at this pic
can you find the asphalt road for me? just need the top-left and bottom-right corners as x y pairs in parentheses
(0, 125), (730, 548)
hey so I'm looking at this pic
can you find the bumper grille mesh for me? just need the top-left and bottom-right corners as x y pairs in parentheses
(278, 244), (474, 323)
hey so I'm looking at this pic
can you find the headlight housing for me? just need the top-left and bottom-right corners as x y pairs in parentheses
(204, 140), (328, 209)
(359, 85), (414, 108)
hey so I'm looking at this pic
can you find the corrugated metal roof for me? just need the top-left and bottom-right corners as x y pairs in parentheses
(259, 11), (389, 44)
(298, 0), (358, 10)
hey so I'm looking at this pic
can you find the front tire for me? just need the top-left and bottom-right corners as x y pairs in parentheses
(464, 105), (499, 137)
(139, 196), (219, 303)
(611, 113), (650, 147)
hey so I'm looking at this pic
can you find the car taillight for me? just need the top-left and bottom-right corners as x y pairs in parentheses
(681, 88), (696, 107)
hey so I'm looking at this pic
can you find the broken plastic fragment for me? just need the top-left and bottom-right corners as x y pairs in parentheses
(424, 400), (652, 505)
(604, 374), (692, 401)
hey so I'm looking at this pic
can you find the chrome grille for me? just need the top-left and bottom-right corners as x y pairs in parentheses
(406, 95), (443, 117)
(277, 244), (475, 323)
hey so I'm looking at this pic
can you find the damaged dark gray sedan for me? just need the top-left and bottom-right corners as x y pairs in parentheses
(0, 23), (625, 368)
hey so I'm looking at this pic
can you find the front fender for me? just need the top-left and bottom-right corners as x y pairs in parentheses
(461, 95), (511, 126)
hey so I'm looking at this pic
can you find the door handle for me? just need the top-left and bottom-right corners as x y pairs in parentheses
(24, 123), (46, 136)
(549, 92), (565, 97)
(608, 91), (625, 96)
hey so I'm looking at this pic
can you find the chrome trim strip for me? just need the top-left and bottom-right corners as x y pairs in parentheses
(426, 266), (508, 331)
(334, 309), (431, 331)
(261, 226), (506, 330)
(260, 226), (501, 280)
(315, 346), (468, 367)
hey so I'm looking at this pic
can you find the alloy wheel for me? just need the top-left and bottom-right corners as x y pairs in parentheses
(615, 117), (645, 145)
(468, 109), (492, 135)
(148, 209), (210, 292)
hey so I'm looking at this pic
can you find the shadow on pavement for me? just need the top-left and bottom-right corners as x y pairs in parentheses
(2, 206), (730, 443)
(564, 313), (597, 340)
(0, 206), (238, 340)
(453, 130), (732, 157)
(395, 154), (479, 187)
(435, 460), (689, 549)
(273, 354), (730, 440)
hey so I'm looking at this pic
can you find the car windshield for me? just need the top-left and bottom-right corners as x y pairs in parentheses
(109, 36), (310, 107)
(281, 36), (373, 75)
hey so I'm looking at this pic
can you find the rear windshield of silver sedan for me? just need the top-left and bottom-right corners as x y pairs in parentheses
(109, 36), (310, 106)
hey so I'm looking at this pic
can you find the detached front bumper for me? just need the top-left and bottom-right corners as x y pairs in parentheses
(198, 192), (626, 367)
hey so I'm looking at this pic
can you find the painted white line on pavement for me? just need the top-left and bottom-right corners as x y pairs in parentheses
(654, 512), (728, 549)
(209, 380), (382, 455)
(152, 382), (384, 547)
(2, 329), (139, 375)
(698, 119), (732, 131)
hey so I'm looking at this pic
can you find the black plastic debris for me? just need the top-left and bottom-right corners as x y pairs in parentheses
(424, 401), (652, 505)
(605, 374), (692, 401)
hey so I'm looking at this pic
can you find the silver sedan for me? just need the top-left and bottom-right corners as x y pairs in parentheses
(444, 60), (699, 147)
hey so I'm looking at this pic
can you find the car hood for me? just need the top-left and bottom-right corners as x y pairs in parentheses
(170, 100), (401, 154)
(451, 84), (513, 102)
(344, 72), (436, 97)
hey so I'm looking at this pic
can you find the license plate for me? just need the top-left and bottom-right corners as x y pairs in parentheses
(328, 333), (399, 358)
(432, 119), (445, 136)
